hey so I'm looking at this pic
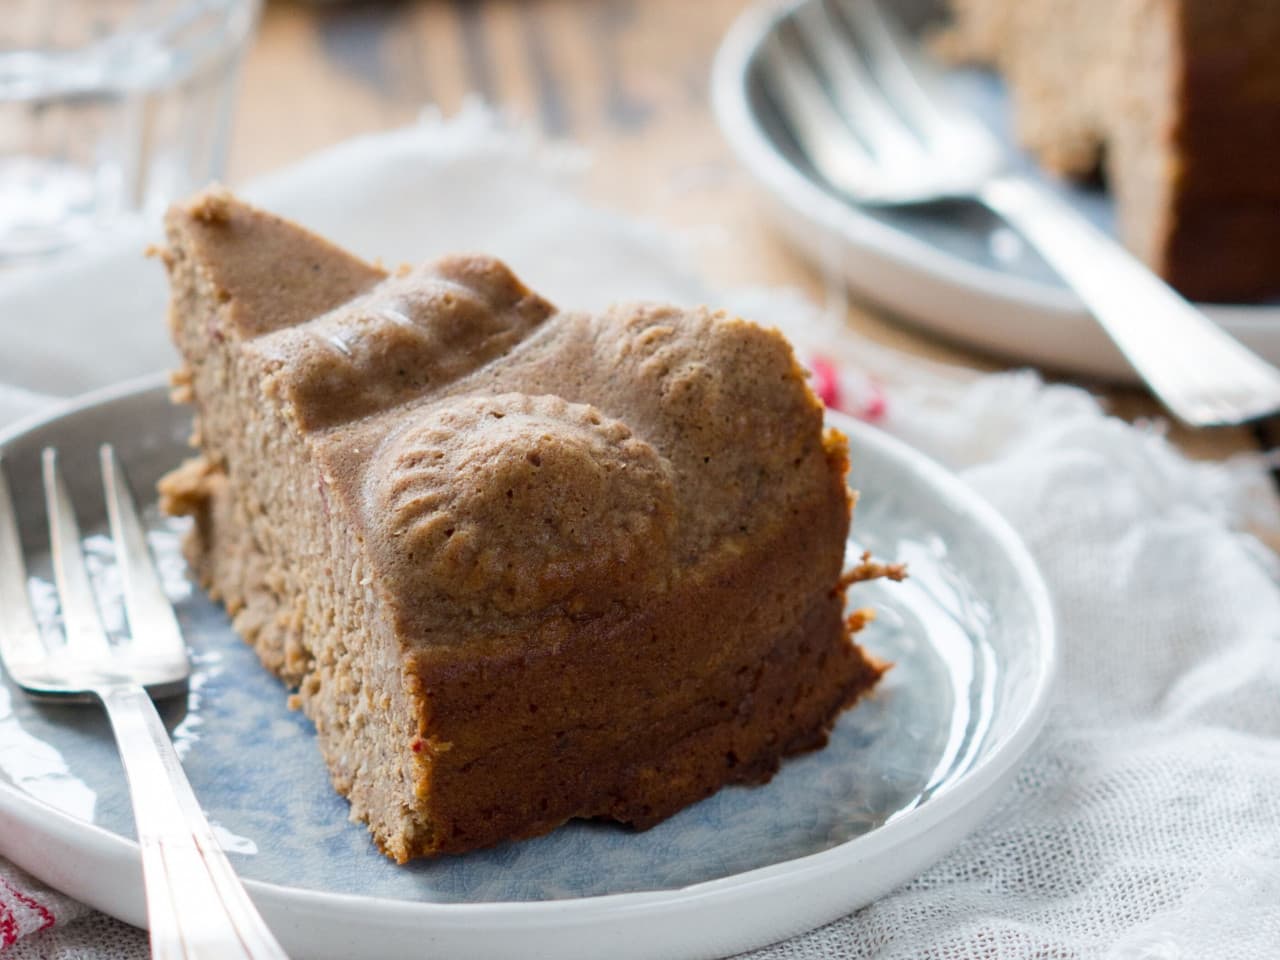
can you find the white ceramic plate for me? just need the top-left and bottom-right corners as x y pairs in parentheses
(712, 0), (1280, 383)
(0, 376), (1055, 960)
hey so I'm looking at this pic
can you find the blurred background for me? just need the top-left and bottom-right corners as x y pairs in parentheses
(1, 0), (790, 285)
(2, 0), (1275, 462)
(0, 0), (961, 376)
(230, 1), (831, 308)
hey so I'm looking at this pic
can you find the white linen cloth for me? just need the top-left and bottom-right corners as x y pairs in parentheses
(1, 109), (1278, 959)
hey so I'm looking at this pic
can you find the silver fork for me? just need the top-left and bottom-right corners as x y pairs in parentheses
(762, 0), (1280, 427)
(0, 446), (288, 960)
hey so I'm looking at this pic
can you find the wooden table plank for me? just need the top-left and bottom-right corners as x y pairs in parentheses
(229, 0), (1269, 465)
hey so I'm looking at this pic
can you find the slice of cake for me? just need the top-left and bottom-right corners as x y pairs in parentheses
(940, 0), (1280, 302)
(157, 187), (886, 861)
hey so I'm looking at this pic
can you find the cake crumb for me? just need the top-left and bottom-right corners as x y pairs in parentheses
(187, 185), (234, 223)
(846, 607), (877, 633)
(169, 367), (194, 404)
(838, 551), (908, 590)
(143, 243), (175, 268)
(157, 455), (216, 516)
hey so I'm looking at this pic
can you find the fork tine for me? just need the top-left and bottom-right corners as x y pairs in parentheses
(838, 0), (999, 162)
(0, 458), (47, 672)
(100, 444), (185, 657)
(760, 30), (882, 195)
(793, 0), (924, 170)
(42, 448), (112, 659)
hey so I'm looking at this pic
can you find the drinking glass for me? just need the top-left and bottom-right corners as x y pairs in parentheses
(0, 0), (260, 261)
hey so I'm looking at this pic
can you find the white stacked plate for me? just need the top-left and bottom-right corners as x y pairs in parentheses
(712, 0), (1280, 382)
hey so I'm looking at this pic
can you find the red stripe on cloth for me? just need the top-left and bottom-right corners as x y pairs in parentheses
(861, 381), (887, 422)
(809, 357), (842, 410)
(0, 900), (17, 948)
(0, 877), (56, 934)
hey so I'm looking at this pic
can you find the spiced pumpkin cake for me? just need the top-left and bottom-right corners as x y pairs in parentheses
(156, 187), (886, 861)
(940, 0), (1280, 301)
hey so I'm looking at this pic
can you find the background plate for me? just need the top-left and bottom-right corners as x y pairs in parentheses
(0, 377), (1054, 960)
(713, 0), (1280, 382)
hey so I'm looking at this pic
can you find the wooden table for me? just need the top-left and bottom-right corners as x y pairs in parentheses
(231, 0), (1272, 465)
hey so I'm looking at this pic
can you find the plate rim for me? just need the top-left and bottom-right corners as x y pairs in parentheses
(0, 373), (1056, 954)
(710, 0), (1280, 383)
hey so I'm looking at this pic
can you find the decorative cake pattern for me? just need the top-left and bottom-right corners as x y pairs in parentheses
(370, 393), (676, 622)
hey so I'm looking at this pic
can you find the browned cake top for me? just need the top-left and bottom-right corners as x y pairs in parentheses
(166, 188), (843, 649)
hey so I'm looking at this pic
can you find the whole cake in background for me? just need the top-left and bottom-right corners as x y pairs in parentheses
(155, 187), (895, 862)
(940, 0), (1280, 302)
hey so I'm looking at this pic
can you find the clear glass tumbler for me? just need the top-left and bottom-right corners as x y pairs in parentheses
(0, 0), (260, 261)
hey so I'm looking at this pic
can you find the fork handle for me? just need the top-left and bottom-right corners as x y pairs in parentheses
(979, 175), (1278, 426)
(98, 684), (289, 959)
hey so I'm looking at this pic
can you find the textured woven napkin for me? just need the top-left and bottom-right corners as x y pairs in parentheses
(2, 109), (1278, 959)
